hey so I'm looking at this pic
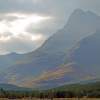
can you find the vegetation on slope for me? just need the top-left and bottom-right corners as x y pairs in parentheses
(0, 82), (100, 99)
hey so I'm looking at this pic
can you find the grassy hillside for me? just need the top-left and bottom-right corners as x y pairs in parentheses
(0, 82), (100, 99)
(52, 81), (100, 92)
(45, 81), (100, 98)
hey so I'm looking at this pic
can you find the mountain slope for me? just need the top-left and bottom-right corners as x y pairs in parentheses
(28, 31), (100, 89)
(0, 53), (22, 71)
(51, 81), (100, 93)
(71, 31), (100, 78)
(0, 83), (31, 91)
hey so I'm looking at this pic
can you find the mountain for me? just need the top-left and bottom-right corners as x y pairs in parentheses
(0, 52), (33, 71)
(18, 30), (100, 89)
(0, 52), (20, 71)
(0, 9), (100, 88)
(66, 9), (100, 39)
(0, 83), (31, 91)
(71, 31), (100, 79)
(51, 81), (100, 94)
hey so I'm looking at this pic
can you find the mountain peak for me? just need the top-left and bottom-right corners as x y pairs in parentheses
(65, 8), (100, 40)
(72, 9), (85, 15)
(69, 8), (98, 20)
(71, 9), (98, 17)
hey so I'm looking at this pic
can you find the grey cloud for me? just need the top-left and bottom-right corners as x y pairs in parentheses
(0, 0), (74, 24)
(0, 32), (12, 37)
(0, 35), (45, 54)
(0, 0), (34, 13)
(0, 0), (100, 17)
(0, 14), (19, 21)
(27, 18), (63, 37)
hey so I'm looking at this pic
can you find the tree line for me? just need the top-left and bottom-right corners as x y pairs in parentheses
(0, 88), (100, 99)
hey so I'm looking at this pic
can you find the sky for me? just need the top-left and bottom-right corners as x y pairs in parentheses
(0, 0), (100, 54)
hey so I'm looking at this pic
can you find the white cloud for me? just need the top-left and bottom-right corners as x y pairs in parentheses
(0, 13), (51, 54)
(0, 13), (51, 35)
(0, 33), (45, 54)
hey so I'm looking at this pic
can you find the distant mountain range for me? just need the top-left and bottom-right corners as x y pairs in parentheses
(0, 83), (31, 91)
(0, 9), (100, 89)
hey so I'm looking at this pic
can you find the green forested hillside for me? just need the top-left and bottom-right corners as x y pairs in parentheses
(0, 82), (100, 98)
